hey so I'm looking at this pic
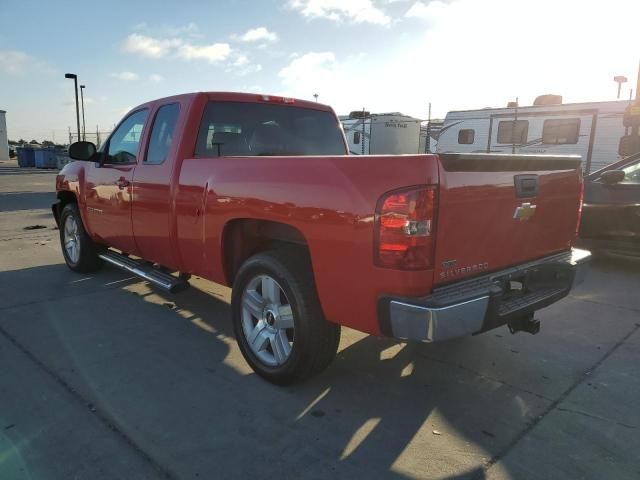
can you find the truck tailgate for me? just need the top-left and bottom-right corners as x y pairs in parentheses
(434, 154), (582, 284)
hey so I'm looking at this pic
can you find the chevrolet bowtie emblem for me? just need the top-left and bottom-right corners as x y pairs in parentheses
(513, 202), (536, 221)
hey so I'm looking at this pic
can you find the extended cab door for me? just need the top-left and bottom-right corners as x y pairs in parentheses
(84, 109), (148, 254)
(131, 102), (182, 269)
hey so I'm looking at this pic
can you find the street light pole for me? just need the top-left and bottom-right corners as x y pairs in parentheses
(64, 73), (81, 143)
(614, 76), (628, 99)
(80, 85), (86, 141)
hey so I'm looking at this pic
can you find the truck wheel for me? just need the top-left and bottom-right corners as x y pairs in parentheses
(231, 250), (341, 385)
(59, 203), (103, 273)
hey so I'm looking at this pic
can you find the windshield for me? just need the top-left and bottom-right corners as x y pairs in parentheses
(195, 101), (346, 157)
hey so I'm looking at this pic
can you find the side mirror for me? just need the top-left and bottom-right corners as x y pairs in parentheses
(69, 141), (97, 161)
(601, 169), (625, 185)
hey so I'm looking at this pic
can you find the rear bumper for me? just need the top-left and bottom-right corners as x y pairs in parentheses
(378, 248), (591, 342)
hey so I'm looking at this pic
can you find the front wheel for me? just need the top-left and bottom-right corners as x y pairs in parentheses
(59, 203), (103, 273)
(231, 250), (340, 385)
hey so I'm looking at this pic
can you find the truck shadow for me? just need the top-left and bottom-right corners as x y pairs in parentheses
(0, 263), (529, 479)
(132, 273), (530, 479)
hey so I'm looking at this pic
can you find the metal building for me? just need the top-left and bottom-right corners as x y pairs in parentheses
(0, 111), (8, 161)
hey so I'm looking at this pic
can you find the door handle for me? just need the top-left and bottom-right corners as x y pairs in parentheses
(116, 178), (130, 190)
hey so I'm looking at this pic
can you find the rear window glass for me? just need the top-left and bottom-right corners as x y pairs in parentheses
(195, 101), (347, 157)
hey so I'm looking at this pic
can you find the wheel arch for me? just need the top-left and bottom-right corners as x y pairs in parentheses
(221, 218), (312, 285)
(52, 191), (78, 227)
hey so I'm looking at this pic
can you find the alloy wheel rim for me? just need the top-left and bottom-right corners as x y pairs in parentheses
(241, 275), (295, 367)
(63, 215), (81, 263)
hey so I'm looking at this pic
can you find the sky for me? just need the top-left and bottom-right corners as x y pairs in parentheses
(1, 0), (639, 142)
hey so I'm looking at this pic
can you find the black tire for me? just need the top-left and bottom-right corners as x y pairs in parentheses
(59, 203), (103, 273)
(231, 249), (341, 385)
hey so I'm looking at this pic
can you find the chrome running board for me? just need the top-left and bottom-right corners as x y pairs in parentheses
(99, 250), (189, 294)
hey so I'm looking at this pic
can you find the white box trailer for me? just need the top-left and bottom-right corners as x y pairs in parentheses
(0, 111), (8, 162)
(340, 113), (421, 155)
(436, 99), (638, 173)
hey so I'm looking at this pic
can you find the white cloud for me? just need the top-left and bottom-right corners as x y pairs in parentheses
(237, 64), (263, 76)
(122, 32), (231, 63)
(177, 43), (231, 63)
(404, 0), (449, 20)
(279, 0), (639, 119)
(279, 51), (337, 86)
(227, 54), (263, 76)
(122, 33), (181, 58)
(233, 55), (249, 67)
(0, 50), (31, 73)
(149, 73), (164, 82)
(289, 0), (391, 25)
(239, 27), (278, 43)
(110, 71), (139, 81)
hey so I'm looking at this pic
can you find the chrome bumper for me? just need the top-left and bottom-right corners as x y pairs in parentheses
(381, 248), (591, 343)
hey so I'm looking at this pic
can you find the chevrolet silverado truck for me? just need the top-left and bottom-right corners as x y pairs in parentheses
(53, 92), (591, 384)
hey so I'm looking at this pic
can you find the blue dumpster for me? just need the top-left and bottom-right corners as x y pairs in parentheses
(35, 149), (58, 169)
(56, 151), (71, 169)
(16, 147), (36, 167)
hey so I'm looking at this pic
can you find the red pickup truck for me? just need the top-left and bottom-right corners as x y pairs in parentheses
(53, 92), (590, 384)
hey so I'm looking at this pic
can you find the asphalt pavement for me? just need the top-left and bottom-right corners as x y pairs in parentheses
(0, 158), (638, 480)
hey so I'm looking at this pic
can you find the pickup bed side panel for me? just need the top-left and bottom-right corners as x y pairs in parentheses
(175, 154), (439, 335)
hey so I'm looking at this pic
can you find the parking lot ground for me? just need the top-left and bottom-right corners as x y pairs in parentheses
(1, 158), (639, 480)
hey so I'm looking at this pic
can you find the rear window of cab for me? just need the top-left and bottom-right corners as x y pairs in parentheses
(195, 101), (347, 157)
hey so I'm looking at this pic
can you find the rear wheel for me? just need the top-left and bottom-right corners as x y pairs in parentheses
(231, 250), (340, 385)
(59, 203), (103, 273)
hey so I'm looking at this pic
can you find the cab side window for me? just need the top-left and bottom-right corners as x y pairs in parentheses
(107, 109), (148, 164)
(146, 103), (180, 164)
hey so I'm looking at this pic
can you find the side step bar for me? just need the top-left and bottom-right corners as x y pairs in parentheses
(99, 250), (189, 294)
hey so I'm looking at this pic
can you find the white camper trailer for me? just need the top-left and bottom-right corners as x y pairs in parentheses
(0, 111), (8, 162)
(437, 97), (639, 173)
(340, 112), (421, 155)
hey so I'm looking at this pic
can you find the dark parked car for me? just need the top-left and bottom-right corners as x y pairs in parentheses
(579, 152), (640, 256)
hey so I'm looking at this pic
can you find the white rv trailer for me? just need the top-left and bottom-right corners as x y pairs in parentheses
(340, 113), (421, 155)
(437, 99), (637, 173)
(0, 111), (8, 162)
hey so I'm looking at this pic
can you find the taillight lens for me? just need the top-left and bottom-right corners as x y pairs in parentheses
(375, 186), (438, 270)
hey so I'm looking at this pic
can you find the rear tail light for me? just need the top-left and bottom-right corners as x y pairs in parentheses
(375, 186), (438, 270)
